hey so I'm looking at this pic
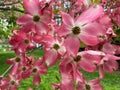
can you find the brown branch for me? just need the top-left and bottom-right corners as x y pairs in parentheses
(0, 1), (21, 6)
(0, 7), (24, 13)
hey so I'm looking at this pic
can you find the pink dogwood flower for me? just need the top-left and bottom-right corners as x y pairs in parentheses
(9, 30), (34, 54)
(38, 35), (66, 66)
(99, 54), (120, 79)
(17, 0), (51, 34)
(0, 78), (9, 90)
(30, 58), (48, 85)
(77, 78), (103, 90)
(58, 5), (105, 56)
(61, 50), (105, 72)
(6, 56), (23, 75)
(1, 74), (21, 90)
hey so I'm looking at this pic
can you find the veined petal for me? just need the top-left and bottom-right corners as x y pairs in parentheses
(36, 22), (50, 35)
(33, 74), (41, 85)
(102, 43), (116, 54)
(79, 33), (99, 46)
(60, 63), (74, 90)
(58, 46), (66, 56)
(65, 36), (80, 57)
(44, 49), (58, 66)
(11, 64), (19, 75)
(57, 24), (71, 37)
(61, 12), (74, 27)
(99, 65), (104, 79)
(103, 60), (118, 72)
(85, 50), (105, 56)
(76, 5), (103, 25)
(23, 0), (40, 15)
(83, 22), (106, 36)
(16, 14), (33, 25)
(79, 59), (96, 72)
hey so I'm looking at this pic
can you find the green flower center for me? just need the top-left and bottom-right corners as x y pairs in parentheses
(72, 26), (81, 35)
(33, 15), (40, 22)
(15, 57), (21, 62)
(11, 80), (15, 85)
(85, 84), (91, 90)
(32, 68), (38, 73)
(24, 39), (29, 44)
(74, 55), (81, 62)
(98, 35), (106, 41)
(53, 44), (60, 50)
(22, 67), (26, 71)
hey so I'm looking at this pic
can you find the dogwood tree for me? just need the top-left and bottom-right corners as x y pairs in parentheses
(0, 0), (120, 90)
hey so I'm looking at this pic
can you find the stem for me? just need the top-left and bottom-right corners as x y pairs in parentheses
(0, 65), (13, 79)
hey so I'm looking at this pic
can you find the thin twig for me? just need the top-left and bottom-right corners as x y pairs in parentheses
(0, 7), (24, 13)
(0, 65), (13, 79)
(0, 1), (20, 6)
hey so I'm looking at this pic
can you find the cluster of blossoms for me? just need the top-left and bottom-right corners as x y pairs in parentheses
(1, 0), (120, 90)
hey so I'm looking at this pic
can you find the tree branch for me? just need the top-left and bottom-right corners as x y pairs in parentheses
(0, 7), (24, 13)
(0, 65), (13, 79)
(0, 1), (21, 6)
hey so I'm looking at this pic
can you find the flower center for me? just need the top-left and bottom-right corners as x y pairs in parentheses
(22, 66), (27, 71)
(72, 26), (81, 35)
(10, 80), (16, 85)
(15, 57), (21, 62)
(32, 68), (38, 73)
(33, 15), (40, 22)
(53, 44), (60, 50)
(85, 84), (91, 90)
(98, 35), (107, 41)
(24, 39), (29, 44)
(74, 55), (81, 62)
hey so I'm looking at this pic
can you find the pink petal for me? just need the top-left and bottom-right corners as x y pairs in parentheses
(38, 64), (48, 74)
(57, 24), (71, 37)
(58, 46), (66, 56)
(11, 64), (19, 75)
(21, 71), (31, 79)
(98, 65), (104, 79)
(76, 5), (103, 25)
(102, 43), (116, 54)
(65, 36), (80, 57)
(33, 74), (41, 85)
(36, 22), (50, 35)
(73, 68), (84, 83)
(6, 59), (14, 65)
(16, 14), (33, 25)
(34, 59), (43, 66)
(38, 35), (54, 47)
(60, 64), (74, 90)
(103, 60), (118, 72)
(79, 59), (96, 72)
(61, 12), (74, 27)
(44, 49), (58, 66)
(89, 78), (101, 85)
(92, 85), (103, 90)
(85, 50), (105, 56)
(79, 33), (99, 46)
(28, 87), (33, 90)
(10, 86), (17, 90)
(83, 22), (106, 36)
(23, 0), (40, 15)
(21, 22), (35, 33)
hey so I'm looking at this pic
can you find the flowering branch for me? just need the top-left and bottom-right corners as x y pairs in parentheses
(1, 0), (120, 90)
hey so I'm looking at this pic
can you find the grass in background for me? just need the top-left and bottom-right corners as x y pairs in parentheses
(0, 49), (120, 90)
(0, 50), (15, 75)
